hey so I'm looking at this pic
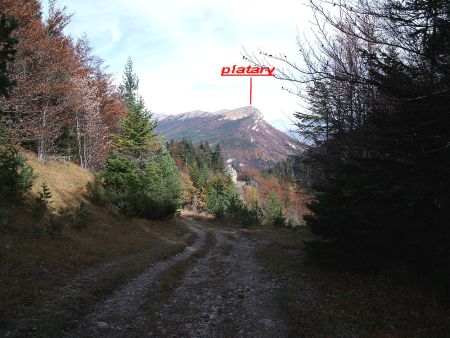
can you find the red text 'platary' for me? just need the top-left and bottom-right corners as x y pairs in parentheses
(221, 65), (275, 76)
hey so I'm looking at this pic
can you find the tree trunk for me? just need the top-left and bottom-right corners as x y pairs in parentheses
(76, 114), (85, 169)
(38, 103), (48, 163)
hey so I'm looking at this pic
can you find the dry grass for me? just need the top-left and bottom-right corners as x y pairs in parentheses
(0, 213), (189, 329)
(0, 152), (192, 330)
(25, 150), (93, 209)
(180, 209), (214, 221)
(180, 210), (244, 230)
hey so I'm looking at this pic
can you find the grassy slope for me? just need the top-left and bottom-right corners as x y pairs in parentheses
(26, 151), (93, 209)
(0, 151), (191, 330)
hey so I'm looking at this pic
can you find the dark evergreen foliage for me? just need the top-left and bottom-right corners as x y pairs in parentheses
(292, 0), (450, 272)
(227, 193), (264, 227)
(264, 191), (286, 227)
(211, 143), (225, 172)
(205, 175), (236, 218)
(0, 124), (34, 202)
(0, 14), (18, 98)
(170, 138), (227, 174)
(0, 17), (35, 203)
(263, 155), (311, 186)
(94, 58), (181, 219)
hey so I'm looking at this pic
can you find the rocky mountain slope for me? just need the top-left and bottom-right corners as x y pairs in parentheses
(156, 106), (298, 169)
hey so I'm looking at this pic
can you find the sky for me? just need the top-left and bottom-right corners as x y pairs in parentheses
(42, 0), (314, 129)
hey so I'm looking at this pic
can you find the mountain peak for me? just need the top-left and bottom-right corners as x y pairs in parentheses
(159, 106), (262, 121)
(214, 106), (262, 121)
(156, 106), (297, 169)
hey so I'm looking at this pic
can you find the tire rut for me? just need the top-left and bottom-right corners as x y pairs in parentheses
(148, 225), (288, 337)
(64, 219), (206, 338)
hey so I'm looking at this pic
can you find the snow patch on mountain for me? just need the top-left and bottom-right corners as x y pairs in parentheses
(288, 141), (298, 149)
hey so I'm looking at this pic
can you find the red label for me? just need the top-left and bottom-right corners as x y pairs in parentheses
(221, 65), (275, 76)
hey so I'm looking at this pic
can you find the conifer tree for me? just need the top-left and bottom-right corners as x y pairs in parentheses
(0, 14), (34, 203)
(116, 57), (156, 157)
(0, 123), (34, 202)
(118, 57), (139, 105)
(264, 191), (285, 227)
(211, 143), (225, 172)
(98, 57), (181, 219)
(257, 0), (450, 269)
(0, 14), (18, 98)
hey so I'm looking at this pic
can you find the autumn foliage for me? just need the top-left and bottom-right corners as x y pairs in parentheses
(0, 0), (126, 168)
(238, 167), (310, 224)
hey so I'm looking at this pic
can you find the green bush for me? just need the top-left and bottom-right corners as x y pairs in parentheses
(206, 176), (236, 218)
(44, 202), (91, 235)
(227, 193), (263, 227)
(46, 214), (63, 238)
(203, 175), (264, 226)
(32, 182), (52, 221)
(71, 202), (91, 230)
(86, 179), (109, 206)
(243, 202), (264, 227)
(206, 188), (229, 218)
(92, 58), (182, 219)
(0, 123), (34, 201)
(98, 149), (181, 219)
(264, 191), (286, 227)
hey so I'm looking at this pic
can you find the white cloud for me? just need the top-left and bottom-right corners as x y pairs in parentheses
(45, 0), (312, 122)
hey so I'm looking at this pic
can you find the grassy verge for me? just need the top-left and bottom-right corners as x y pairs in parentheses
(0, 216), (193, 333)
(0, 152), (196, 332)
(248, 227), (450, 337)
(29, 235), (196, 337)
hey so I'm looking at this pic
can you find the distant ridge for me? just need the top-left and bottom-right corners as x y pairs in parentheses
(156, 106), (300, 169)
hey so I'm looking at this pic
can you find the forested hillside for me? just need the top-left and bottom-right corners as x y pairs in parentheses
(157, 106), (297, 169)
(0, 0), (183, 221)
(167, 138), (302, 227)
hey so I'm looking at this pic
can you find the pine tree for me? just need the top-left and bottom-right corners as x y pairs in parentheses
(211, 143), (225, 172)
(141, 147), (181, 218)
(115, 106), (156, 156)
(118, 57), (139, 105)
(264, 191), (285, 227)
(37, 182), (52, 207)
(0, 123), (34, 202)
(197, 141), (212, 168)
(98, 58), (181, 219)
(206, 175), (235, 218)
(0, 14), (34, 203)
(290, 0), (450, 269)
(116, 57), (157, 157)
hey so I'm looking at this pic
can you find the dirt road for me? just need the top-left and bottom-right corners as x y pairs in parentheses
(65, 217), (287, 337)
